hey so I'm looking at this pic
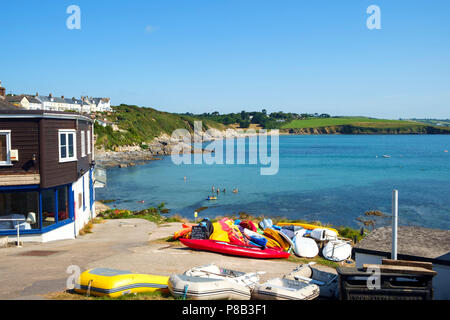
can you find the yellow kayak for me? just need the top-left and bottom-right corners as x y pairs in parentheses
(75, 268), (169, 298)
(276, 222), (339, 235)
(263, 228), (292, 251)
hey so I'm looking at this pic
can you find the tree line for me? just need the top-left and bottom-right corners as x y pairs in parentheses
(183, 110), (331, 129)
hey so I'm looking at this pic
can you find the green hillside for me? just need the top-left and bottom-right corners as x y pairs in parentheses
(95, 104), (225, 150)
(281, 117), (450, 134)
(281, 117), (422, 129)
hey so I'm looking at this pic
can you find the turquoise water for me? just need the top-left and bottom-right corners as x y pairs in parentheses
(97, 135), (450, 229)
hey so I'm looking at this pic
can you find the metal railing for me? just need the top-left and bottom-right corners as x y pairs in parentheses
(0, 218), (26, 247)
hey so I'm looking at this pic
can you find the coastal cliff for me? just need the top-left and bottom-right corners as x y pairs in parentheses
(283, 124), (450, 135)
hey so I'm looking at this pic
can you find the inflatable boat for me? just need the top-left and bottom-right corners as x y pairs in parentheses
(180, 239), (290, 259)
(322, 239), (352, 262)
(252, 278), (319, 300)
(284, 264), (339, 299)
(293, 231), (319, 258)
(75, 268), (169, 298)
(309, 228), (338, 241)
(184, 263), (264, 288)
(276, 222), (339, 235)
(168, 274), (251, 300)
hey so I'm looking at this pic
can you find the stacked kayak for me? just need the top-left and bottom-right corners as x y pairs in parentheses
(180, 239), (290, 259)
(75, 268), (169, 298)
(174, 217), (352, 262)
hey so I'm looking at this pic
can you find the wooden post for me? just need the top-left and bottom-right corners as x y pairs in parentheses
(392, 190), (398, 260)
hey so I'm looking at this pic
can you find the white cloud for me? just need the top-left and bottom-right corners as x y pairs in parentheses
(145, 25), (158, 33)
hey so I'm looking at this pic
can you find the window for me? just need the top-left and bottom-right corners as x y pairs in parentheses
(42, 189), (56, 227)
(0, 191), (39, 230)
(0, 130), (11, 166)
(87, 130), (91, 155)
(57, 186), (69, 222)
(81, 131), (86, 157)
(58, 130), (77, 162)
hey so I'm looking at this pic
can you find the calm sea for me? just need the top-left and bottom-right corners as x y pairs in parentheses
(97, 135), (450, 230)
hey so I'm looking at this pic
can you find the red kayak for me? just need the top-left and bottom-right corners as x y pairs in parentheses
(180, 238), (290, 259)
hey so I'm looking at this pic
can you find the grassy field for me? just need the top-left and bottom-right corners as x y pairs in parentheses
(281, 117), (425, 129)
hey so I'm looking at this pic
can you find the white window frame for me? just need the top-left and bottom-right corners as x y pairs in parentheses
(58, 129), (77, 163)
(87, 130), (91, 155)
(0, 130), (12, 166)
(81, 131), (86, 157)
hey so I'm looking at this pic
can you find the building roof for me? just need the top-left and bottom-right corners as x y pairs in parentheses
(0, 109), (93, 122)
(5, 95), (27, 103)
(26, 96), (41, 104)
(354, 226), (450, 265)
(0, 97), (22, 110)
(37, 95), (81, 105)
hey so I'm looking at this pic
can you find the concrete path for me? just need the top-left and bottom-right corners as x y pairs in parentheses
(0, 219), (335, 300)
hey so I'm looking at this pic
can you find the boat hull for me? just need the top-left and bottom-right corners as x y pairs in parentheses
(169, 274), (251, 300)
(180, 239), (290, 259)
(75, 268), (169, 298)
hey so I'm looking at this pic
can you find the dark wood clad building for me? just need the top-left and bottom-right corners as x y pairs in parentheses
(0, 109), (96, 242)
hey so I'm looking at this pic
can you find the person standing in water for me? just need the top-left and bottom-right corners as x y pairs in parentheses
(212, 186), (215, 193)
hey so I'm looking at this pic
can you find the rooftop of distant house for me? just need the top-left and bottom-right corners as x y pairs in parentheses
(0, 98), (21, 110)
(354, 226), (450, 264)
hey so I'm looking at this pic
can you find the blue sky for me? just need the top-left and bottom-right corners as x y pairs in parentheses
(1, 0), (449, 118)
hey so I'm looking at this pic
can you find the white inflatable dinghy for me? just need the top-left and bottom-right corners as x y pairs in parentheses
(293, 232), (319, 258)
(310, 228), (338, 241)
(169, 264), (264, 300)
(284, 264), (338, 298)
(168, 274), (251, 300)
(322, 239), (352, 262)
(252, 278), (319, 300)
(184, 264), (264, 288)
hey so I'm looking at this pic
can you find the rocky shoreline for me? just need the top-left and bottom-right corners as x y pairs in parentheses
(94, 128), (259, 168)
